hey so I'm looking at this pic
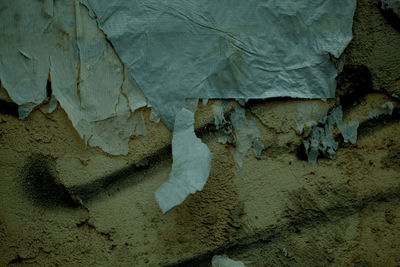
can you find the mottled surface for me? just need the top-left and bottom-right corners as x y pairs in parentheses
(1, 0), (400, 266)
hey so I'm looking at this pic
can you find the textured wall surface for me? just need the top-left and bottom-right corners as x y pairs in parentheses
(1, 0), (400, 266)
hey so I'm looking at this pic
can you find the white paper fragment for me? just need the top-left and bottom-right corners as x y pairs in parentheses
(253, 139), (265, 158)
(212, 255), (246, 267)
(381, 0), (400, 17)
(47, 95), (58, 113)
(296, 102), (330, 135)
(155, 106), (211, 213)
(202, 98), (209, 106)
(212, 101), (227, 129)
(18, 103), (37, 119)
(150, 108), (161, 124)
(368, 102), (394, 119)
(86, 0), (356, 128)
(303, 106), (343, 163)
(338, 118), (359, 144)
(231, 105), (261, 167)
(132, 111), (147, 136)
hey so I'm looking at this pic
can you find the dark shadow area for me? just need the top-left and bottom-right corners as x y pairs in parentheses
(379, 3), (400, 33)
(336, 65), (372, 107)
(0, 99), (18, 117)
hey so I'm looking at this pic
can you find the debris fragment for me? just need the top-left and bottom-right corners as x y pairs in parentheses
(212, 101), (227, 129)
(338, 118), (359, 144)
(149, 108), (161, 124)
(212, 255), (246, 267)
(296, 102), (330, 135)
(368, 102), (394, 119)
(132, 111), (147, 136)
(302, 105), (361, 162)
(231, 105), (261, 167)
(47, 95), (58, 114)
(155, 105), (211, 213)
(303, 106), (343, 163)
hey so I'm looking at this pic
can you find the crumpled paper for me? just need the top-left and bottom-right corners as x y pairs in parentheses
(87, 0), (356, 129)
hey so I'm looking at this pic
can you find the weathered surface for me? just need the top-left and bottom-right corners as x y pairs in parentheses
(1, 0), (400, 266)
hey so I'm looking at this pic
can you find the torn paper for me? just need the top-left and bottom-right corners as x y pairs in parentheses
(296, 102), (330, 135)
(212, 255), (246, 267)
(47, 95), (58, 114)
(86, 0), (356, 129)
(368, 102), (394, 119)
(303, 106), (343, 163)
(0, 0), (149, 155)
(338, 118), (359, 144)
(155, 106), (211, 213)
(231, 105), (261, 167)
(132, 111), (147, 136)
(303, 105), (360, 162)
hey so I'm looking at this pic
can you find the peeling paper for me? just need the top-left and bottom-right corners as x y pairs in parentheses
(132, 111), (147, 136)
(303, 106), (343, 163)
(296, 102), (330, 135)
(338, 118), (359, 144)
(0, 0), (148, 155)
(212, 255), (246, 267)
(303, 105), (360, 162)
(368, 102), (394, 119)
(86, 0), (356, 129)
(155, 106), (211, 213)
(47, 95), (58, 114)
(212, 101), (227, 129)
(231, 105), (261, 167)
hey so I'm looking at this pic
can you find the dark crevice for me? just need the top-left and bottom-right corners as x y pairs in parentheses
(0, 100), (19, 117)
(336, 65), (373, 108)
(379, 3), (400, 33)
(46, 80), (52, 98)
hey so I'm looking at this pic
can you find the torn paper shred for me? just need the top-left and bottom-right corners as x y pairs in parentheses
(338, 118), (359, 144)
(86, 0), (356, 129)
(231, 105), (261, 167)
(155, 106), (211, 213)
(368, 101), (394, 119)
(212, 255), (246, 267)
(303, 105), (360, 163)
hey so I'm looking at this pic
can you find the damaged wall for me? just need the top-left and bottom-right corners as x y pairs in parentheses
(1, 0), (400, 266)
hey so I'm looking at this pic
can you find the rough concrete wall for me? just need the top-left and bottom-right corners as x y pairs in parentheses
(1, 0), (400, 266)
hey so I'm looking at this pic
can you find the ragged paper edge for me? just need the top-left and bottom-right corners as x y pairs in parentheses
(155, 104), (211, 213)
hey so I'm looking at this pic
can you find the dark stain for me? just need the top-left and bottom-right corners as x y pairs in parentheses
(22, 154), (78, 208)
(336, 65), (372, 107)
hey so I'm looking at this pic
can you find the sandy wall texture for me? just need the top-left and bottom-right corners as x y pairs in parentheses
(1, 0), (400, 266)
